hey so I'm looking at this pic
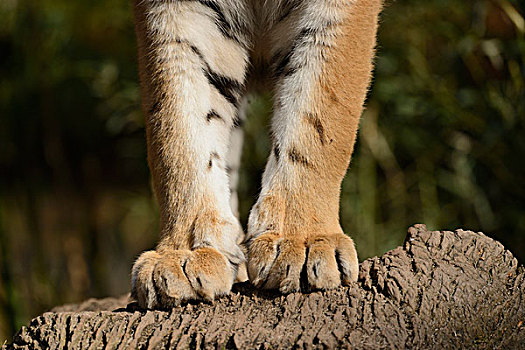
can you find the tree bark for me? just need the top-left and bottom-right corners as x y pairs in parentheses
(4, 225), (525, 349)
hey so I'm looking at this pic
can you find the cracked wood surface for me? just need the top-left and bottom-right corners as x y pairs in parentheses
(4, 224), (525, 349)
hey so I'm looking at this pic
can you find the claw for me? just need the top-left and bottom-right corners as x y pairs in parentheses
(247, 232), (359, 292)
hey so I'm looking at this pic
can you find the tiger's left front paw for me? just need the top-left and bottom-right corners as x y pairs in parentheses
(247, 232), (358, 293)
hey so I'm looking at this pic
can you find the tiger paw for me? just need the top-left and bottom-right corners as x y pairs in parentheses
(247, 232), (358, 293)
(131, 247), (235, 309)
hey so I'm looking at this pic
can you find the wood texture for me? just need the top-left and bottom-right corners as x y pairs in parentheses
(4, 224), (525, 349)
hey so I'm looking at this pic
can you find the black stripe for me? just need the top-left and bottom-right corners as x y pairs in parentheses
(232, 113), (243, 128)
(147, 1), (248, 48)
(206, 110), (223, 122)
(288, 147), (311, 167)
(156, 38), (206, 63)
(273, 49), (293, 78)
(273, 146), (281, 161)
(296, 27), (319, 40)
(205, 70), (241, 106)
(208, 151), (221, 169)
(305, 113), (326, 145)
(170, 38), (243, 106)
(273, 26), (335, 79)
(195, 0), (247, 48)
(273, 28), (317, 78)
(188, 42), (206, 61)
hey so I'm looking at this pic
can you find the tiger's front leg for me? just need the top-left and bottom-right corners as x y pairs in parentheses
(247, 0), (382, 293)
(131, 0), (252, 308)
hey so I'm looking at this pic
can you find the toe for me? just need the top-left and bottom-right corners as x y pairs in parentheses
(152, 250), (196, 307)
(334, 234), (359, 284)
(184, 248), (233, 301)
(306, 236), (340, 290)
(266, 239), (305, 293)
(131, 250), (161, 309)
(247, 232), (282, 287)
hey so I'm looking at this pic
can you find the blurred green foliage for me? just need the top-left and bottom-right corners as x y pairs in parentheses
(0, 0), (524, 342)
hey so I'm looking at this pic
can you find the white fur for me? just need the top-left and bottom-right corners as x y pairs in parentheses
(143, 0), (249, 257)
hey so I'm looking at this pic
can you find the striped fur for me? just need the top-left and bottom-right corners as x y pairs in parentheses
(131, 0), (382, 308)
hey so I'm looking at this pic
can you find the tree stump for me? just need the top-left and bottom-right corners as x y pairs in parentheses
(4, 225), (525, 349)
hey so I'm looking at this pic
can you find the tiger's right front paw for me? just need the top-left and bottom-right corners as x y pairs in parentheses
(131, 248), (235, 309)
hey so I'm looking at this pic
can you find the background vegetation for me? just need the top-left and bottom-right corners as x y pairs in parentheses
(1, 0), (523, 342)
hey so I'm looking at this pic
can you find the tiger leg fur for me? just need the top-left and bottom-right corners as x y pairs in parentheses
(247, 0), (382, 293)
(131, 0), (253, 308)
